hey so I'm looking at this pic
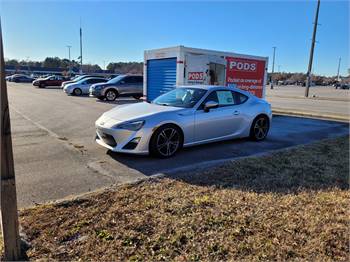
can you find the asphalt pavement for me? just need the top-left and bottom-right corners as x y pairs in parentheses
(7, 83), (349, 208)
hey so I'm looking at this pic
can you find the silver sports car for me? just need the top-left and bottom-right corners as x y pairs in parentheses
(95, 85), (272, 158)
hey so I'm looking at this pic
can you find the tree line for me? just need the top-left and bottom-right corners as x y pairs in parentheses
(269, 72), (349, 85)
(5, 57), (143, 74)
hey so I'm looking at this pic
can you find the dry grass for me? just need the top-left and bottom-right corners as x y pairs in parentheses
(11, 137), (350, 260)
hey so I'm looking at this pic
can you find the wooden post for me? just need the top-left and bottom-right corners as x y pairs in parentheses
(0, 21), (22, 260)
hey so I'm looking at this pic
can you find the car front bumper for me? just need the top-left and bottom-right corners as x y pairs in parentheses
(89, 86), (103, 97)
(95, 124), (151, 155)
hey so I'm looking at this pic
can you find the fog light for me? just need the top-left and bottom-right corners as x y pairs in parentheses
(123, 137), (141, 150)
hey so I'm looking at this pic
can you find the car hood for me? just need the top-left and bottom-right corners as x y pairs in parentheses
(102, 102), (185, 121)
(91, 82), (113, 88)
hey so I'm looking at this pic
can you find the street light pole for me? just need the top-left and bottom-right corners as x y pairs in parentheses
(305, 0), (320, 97)
(271, 46), (276, 89)
(66, 45), (72, 61)
(79, 19), (83, 74)
(66, 45), (72, 76)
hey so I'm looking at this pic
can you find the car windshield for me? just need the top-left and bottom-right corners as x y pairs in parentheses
(107, 75), (125, 84)
(74, 75), (90, 81)
(152, 88), (207, 108)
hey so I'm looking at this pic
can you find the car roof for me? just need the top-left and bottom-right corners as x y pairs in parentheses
(176, 85), (252, 95)
(80, 77), (106, 80)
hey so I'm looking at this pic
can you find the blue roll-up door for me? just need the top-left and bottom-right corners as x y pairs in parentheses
(147, 57), (177, 101)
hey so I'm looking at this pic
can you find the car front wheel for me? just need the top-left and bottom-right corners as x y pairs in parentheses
(105, 89), (118, 101)
(73, 88), (82, 96)
(150, 125), (183, 158)
(39, 83), (46, 88)
(250, 115), (270, 141)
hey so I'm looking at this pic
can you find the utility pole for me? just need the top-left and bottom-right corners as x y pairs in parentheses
(79, 19), (83, 74)
(336, 57), (341, 81)
(305, 0), (320, 97)
(271, 46), (276, 89)
(0, 20), (22, 260)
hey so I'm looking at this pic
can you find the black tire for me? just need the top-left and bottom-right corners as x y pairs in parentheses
(73, 88), (82, 96)
(249, 115), (270, 141)
(105, 89), (118, 101)
(149, 124), (183, 158)
(39, 83), (46, 88)
(133, 95), (142, 100)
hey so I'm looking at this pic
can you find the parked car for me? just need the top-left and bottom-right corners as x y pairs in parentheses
(89, 74), (143, 101)
(95, 85), (272, 158)
(9, 74), (34, 83)
(63, 77), (108, 96)
(61, 75), (99, 88)
(340, 83), (349, 90)
(32, 75), (69, 88)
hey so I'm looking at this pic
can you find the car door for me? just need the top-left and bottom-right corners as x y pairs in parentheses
(117, 76), (133, 94)
(194, 90), (246, 142)
(132, 76), (143, 94)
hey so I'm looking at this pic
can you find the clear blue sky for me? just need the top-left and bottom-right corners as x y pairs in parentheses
(1, 0), (348, 76)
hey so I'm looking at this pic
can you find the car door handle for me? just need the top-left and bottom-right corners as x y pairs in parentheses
(233, 110), (240, 115)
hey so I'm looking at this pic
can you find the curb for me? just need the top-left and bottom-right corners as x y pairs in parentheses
(267, 94), (350, 102)
(272, 108), (349, 122)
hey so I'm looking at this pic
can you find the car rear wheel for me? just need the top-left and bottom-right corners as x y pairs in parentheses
(73, 88), (82, 96)
(132, 95), (142, 100)
(150, 125), (183, 158)
(250, 115), (269, 141)
(105, 89), (118, 101)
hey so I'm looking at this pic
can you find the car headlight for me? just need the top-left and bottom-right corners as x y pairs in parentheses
(113, 120), (145, 131)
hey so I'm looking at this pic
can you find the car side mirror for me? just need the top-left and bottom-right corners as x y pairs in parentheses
(204, 101), (219, 112)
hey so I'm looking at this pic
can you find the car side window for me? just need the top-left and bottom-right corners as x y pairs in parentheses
(233, 91), (248, 104)
(216, 90), (235, 106)
(136, 76), (143, 83)
(122, 76), (132, 84)
(199, 90), (246, 110)
(198, 91), (218, 110)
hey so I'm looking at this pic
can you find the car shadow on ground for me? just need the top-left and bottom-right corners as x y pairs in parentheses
(105, 115), (349, 193)
(95, 98), (141, 105)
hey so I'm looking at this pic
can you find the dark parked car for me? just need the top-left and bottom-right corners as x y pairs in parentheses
(9, 74), (34, 83)
(33, 75), (69, 88)
(89, 75), (143, 101)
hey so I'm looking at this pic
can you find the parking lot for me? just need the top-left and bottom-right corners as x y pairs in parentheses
(8, 82), (349, 207)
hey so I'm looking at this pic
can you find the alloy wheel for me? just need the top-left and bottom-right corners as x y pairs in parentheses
(106, 90), (117, 101)
(156, 128), (180, 157)
(253, 117), (269, 140)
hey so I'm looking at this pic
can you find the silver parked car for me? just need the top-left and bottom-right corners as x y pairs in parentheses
(95, 85), (272, 158)
(63, 77), (107, 96)
(61, 75), (98, 88)
(89, 74), (143, 101)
